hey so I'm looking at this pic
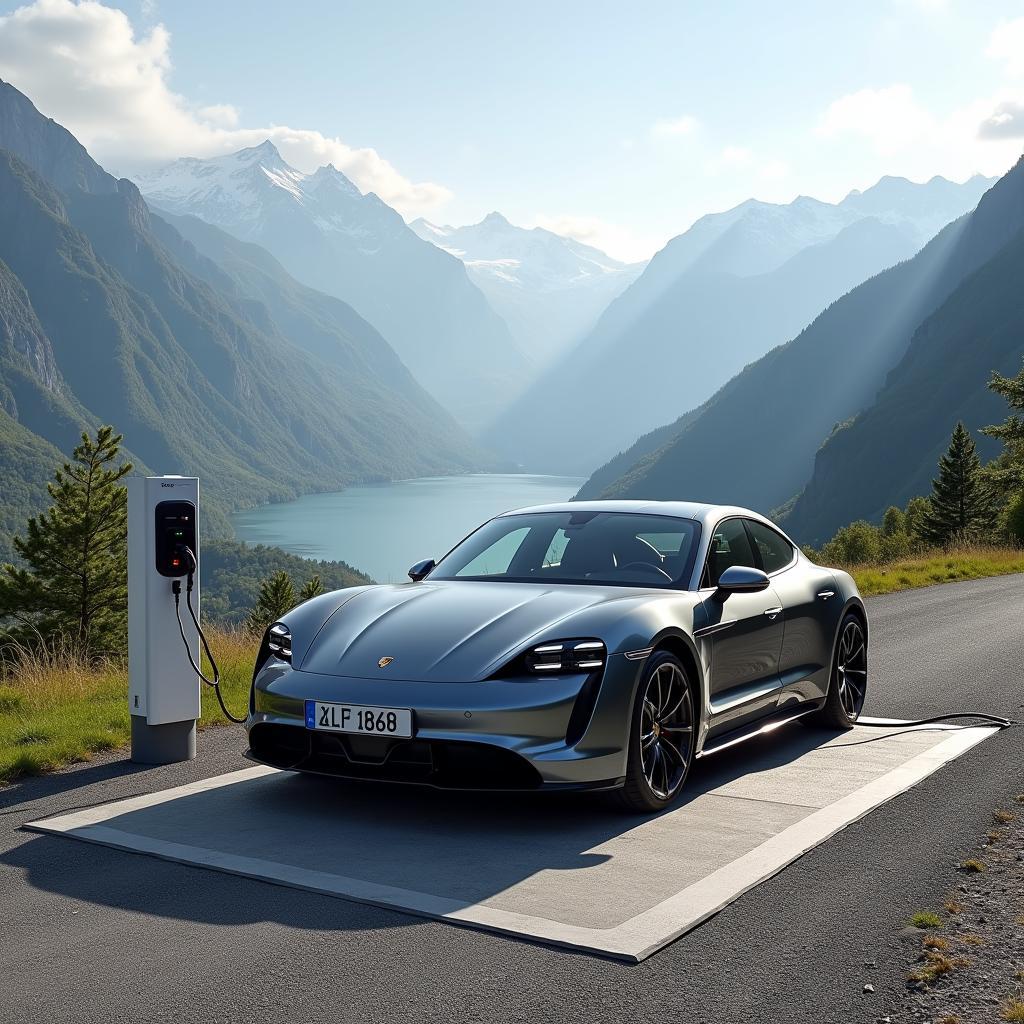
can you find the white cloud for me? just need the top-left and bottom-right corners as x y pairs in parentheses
(651, 114), (699, 139)
(817, 82), (1023, 179)
(529, 213), (658, 263)
(979, 98), (1024, 139)
(0, 0), (451, 215)
(987, 17), (1024, 78)
(818, 84), (934, 155)
(197, 103), (239, 128)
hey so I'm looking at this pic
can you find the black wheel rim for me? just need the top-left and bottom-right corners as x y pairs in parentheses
(640, 662), (693, 800)
(836, 620), (867, 719)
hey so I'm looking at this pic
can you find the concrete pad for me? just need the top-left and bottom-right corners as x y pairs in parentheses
(25, 720), (996, 961)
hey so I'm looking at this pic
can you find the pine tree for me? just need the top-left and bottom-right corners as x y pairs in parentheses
(246, 571), (296, 632)
(299, 575), (323, 602)
(0, 426), (132, 657)
(982, 360), (1024, 497)
(920, 422), (993, 546)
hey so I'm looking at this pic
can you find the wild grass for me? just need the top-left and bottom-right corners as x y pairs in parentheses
(0, 627), (255, 785)
(958, 859), (987, 873)
(910, 910), (945, 929)
(848, 546), (1024, 597)
(908, 951), (970, 985)
(1002, 998), (1024, 1022)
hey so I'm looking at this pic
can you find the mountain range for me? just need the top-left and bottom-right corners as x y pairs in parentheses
(1, 72), (1019, 560)
(410, 212), (644, 367)
(136, 145), (530, 430)
(579, 158), (1024, 545)
(0, 78), (486, 555)
(485, 174), (995, 473)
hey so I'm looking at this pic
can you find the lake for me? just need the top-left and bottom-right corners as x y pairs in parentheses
(231, 474), (585, 583)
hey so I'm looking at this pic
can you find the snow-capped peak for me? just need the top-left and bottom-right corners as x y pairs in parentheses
(410, 211), (641, 287)
(133, 143), (406, 249)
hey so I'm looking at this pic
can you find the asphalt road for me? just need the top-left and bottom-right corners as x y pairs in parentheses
(2, 575), (1022, 1024)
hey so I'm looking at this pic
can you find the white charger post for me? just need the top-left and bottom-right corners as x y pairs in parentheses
(127, 476), (201, 764)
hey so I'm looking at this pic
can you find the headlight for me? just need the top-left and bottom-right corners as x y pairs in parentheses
(253, 621), (292, 682)
(525, 639), (606, 674)
(267, 622), (292, 661)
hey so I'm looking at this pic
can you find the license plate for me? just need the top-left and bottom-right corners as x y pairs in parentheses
(304, 700), (413, 738)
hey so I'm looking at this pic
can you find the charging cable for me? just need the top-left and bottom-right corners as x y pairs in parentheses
(861, 713), (1014, 729)
(171, 545), (247, 724)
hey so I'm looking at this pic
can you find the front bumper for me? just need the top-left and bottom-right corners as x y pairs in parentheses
(247, 658), (638, 790)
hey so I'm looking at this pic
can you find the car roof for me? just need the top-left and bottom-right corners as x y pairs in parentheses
(497, 499), (776, 529)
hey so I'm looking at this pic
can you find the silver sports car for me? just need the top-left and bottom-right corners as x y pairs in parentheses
(246, 501), (868, 812)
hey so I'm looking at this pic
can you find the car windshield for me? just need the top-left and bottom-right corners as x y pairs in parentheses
(429, 511), (701, 588)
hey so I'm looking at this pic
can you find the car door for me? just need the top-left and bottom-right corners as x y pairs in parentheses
(745, 518), (842, 707)
(697, 517), (784, 734)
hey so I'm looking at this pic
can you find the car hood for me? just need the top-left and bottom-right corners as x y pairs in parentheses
(297, 580), (639, 682)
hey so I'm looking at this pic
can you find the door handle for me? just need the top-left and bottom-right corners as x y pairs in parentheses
(763, 606), (783, 619)
(817, 590), (835, 600)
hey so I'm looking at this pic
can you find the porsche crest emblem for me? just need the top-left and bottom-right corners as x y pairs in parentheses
(377, 656), (394, 668)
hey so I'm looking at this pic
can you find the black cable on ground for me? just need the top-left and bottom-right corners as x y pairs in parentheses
(172, 547), (247, 724)
(861, 713), (1014, 730)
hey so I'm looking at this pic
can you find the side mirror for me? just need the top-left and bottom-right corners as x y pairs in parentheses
(408, 558), (435, 582)
(713, 565), (770, 600)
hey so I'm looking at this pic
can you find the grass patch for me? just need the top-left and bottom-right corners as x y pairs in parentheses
(908, 951), (970, 985)
(944, 897), (963, 915)
(910, 910), (944, 929)
(958, 859), (987, 873)
(1003, 999), (1024, 1022)
(994, 809), (1017, 824)
(959, 933), (986, 947)
(923, 935), (950, 951)
(0, 627), (255, 786)
(848, 546), (1024, 597)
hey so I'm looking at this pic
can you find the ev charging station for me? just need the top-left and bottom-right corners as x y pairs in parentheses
(128, 476), (201, 765)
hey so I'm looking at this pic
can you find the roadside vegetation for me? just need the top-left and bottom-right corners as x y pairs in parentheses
(0, 627), (255, 785)
(897, 803), (1024, 1023)
(0, 427), (314, 784)
(803, 363), (1024, 593)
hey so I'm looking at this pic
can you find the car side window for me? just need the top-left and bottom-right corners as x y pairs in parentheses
(745, 519), (795, 574)
(703, 518), (758, 588)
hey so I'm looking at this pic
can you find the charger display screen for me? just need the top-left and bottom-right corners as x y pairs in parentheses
(154, 500), (197, 577)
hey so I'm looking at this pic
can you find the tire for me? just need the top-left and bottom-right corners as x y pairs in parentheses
(617, 651), (697, 813)
(808, 612), (868, 729)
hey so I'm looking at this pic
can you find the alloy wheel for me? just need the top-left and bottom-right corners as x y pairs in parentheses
(835, 619), (867, 719)
(639, 661), (694, 800)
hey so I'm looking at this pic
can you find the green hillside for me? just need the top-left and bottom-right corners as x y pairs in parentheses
(0, 78), (490, 558)
(200, 540), (371, 624)
(783, 228), (1024, 543)
(579, 160), (1022, 526)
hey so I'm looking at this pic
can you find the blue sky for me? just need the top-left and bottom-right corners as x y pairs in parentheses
(1, 0), (1023, 259)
